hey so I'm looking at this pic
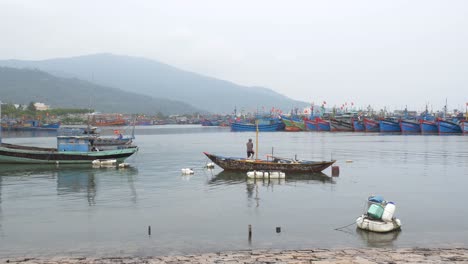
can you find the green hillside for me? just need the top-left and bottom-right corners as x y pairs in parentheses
(0, 67), (201, 115)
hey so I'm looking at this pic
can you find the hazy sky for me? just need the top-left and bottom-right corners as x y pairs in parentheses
(1, 0), (467, 112)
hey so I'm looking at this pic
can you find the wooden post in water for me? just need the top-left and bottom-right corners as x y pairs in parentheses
(148, 225), (151, 236)
(248, 224), (252, 241)
(255, 120), (259, 160)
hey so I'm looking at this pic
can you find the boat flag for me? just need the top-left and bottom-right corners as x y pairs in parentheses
(113, 129), (121, 135)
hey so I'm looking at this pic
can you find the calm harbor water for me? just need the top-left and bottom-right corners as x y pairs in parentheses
(1, 125), (468, 257)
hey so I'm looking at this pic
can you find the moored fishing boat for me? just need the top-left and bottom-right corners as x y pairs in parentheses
(399, 120), (421, 133)
(0, 121), (138, 164)
(281, 116), (305, 131)
(304, 118), (318, 131)
(352, 118), (365, 132)
(316, 117), (331, 131)
(203, 152), (335, 173)
(231, 118), (285, 132)
(379, 118), (401, 133)
(330, 118), (353, 132)
(420, 120), (438, 134)
(364, 118), (380, 132)
(438, 119), (462, 134)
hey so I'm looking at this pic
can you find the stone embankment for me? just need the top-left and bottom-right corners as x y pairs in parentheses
(2, 248), (467, 264)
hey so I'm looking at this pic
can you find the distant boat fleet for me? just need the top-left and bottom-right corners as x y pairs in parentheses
(226, 113), (467, 134)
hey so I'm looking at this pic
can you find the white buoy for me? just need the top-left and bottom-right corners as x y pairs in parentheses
(269, 171), (286, 179)
(181, 168), (194, 175)
(205, 162), (215, 169)
(247, 171), (256, 178)
(118, 163), (130, 168)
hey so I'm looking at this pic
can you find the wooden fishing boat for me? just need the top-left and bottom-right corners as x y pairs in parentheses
(379, 118), (401, 133)
(438, 119), (462, 134)
(281, 116), (305, 131)
(0, 124), (138, 164)
(400, 119), (421, 133)
(329, 118), (353, 132)
(0, 142), (138, 164)
(231, 118), (285, 132)
(203, 152), (335, 173)
(364, 118), (380, 132)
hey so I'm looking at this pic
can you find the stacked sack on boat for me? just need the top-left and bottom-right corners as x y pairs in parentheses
(366, 195), (396, 222)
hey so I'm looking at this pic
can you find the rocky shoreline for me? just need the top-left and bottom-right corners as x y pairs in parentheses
(2, 248), (467, 264)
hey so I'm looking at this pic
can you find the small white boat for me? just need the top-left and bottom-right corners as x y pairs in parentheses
(356, 215), (401, 233)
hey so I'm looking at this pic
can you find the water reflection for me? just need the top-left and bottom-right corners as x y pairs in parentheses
(209, 171), (336, 208)
(0, 164), (139, 206)
(209, 171), (336, 185)
(356, 228), (401, 247)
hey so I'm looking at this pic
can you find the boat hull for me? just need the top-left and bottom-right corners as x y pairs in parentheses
(400, 120), (421, 133)
(281, 117), (305, 131)
(352, 120), (365, 132)
(0, 143), (138, 164)
(204, 152), (335, 173)
(364, 118), (380, 132)
(330, 119), (353, 132)
(420, 120), (438, 134)
(438, 120), (462, 134)
(304, 119), (318, 131)
(231, 122), (285, 132)
(316, 118), (330, 131)
(379, 120), (401, 133)
(356, 215), (401, 233)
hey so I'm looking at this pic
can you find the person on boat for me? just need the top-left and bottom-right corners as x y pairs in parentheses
(246, 138), (254, 159)
(117, 133), (123, 140)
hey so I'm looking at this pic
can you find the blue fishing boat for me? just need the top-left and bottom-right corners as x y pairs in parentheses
(231, 118), (285, 132)
(316, 118), (331, 131)
(420, 120), (438, 134)
(379, 119), (401, 133)
(364, 118), (380, 132)
(399, 120), (421, 133)
(438, 119), (462, 134)
(352, 118), (365, 132)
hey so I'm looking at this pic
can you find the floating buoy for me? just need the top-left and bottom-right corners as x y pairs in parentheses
(118, 163), (130, 168)
(181, 168), (194, 175)
(346, 160), (353, 163)
(92, 159), (117, 167)
(269, 171), (286, 179)
(205, 162), (215, 169)
(247, 171), (285, 179)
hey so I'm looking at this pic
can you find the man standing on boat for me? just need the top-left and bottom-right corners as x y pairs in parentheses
(246, 138), (254, 159)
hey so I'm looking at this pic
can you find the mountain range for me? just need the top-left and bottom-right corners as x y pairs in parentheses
(0, 54), (308, 114)
(0, 67), (200, 114)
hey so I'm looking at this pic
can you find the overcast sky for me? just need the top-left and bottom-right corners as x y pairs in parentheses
(1, 0), (467, 112)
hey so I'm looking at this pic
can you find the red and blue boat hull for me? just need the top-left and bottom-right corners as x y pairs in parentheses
(304, 119), (318, 131)
(364, 118), (380, 132)
(352, 119), (365, 132)
(316, 118), (330, 131)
